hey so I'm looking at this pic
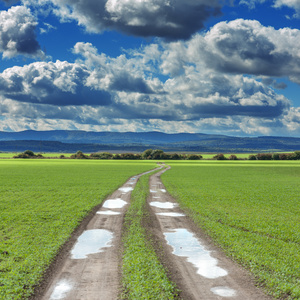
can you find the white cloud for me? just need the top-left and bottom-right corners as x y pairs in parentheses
(0, 6), (44, 59)
(181, 19), (300, 84)
(21, 0), (222, 40)
(274, 0), (300, 18)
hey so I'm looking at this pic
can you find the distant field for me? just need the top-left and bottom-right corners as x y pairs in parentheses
(161, 160), (300, 299)
(0, 152), (74, 158)
(0, 159), (156, 300)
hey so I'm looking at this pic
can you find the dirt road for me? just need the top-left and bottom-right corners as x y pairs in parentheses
(36, 170), (153, 300)
(147, 167), (271, 300)
(35, 166), (271, 300)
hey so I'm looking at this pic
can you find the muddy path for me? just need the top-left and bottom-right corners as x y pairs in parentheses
(147, 167), (272, 300)
(35, 168), (159, 300)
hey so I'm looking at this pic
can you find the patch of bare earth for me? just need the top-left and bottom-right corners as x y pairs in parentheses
(146, 167), (272, 300)
(32, 172), (145, 300)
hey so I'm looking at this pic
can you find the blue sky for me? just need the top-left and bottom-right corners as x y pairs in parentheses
(0, 0), (300, 136)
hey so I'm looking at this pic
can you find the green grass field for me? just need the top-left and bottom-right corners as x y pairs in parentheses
(0, 159), (156, 300)
(161, 160), (300, 299)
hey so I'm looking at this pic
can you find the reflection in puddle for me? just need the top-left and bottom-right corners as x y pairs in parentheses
(150, 202), (177, 209)
(103, 199), (127, 209)
(157, 212), (185, 217)
(71, 229), (113, 259)
(50, 279), (72, 299)
(211, 287), (236, 297)
(150, 189), (157, 193)
(119, 187), (133, 193)
(160, 189), (167, 193)
(97, 210), (121, 215)
(164, 229), (228, 279)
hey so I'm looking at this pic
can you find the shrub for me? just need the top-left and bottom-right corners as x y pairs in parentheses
(23, 150), (35, 157)
(90, 152), (113, 159)
(213, 153), (227, 160)
(228, 154), (238, 160)
(248, 155), (256, 160)
(272, 153), (280, 160)
(70, 151), (89, 159)
(256, 153), (272, 160)
(187, 154), (202, 160)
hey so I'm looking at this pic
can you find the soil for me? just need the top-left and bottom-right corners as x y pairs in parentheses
(146, 167), (272, 300)
(33, 165), (273, 300)
(32, 170), (153, 300)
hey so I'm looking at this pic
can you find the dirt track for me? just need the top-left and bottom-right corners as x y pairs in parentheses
(36, 171), (147, 300)
(147, 167), (272, 300)
(35, 166), (272, 300)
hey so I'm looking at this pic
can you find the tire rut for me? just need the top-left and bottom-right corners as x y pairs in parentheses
(146, 167), (272, 300)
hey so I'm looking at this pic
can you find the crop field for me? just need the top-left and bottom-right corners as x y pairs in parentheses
(0, 159), (156, 300)
(161, 160), (300, 299)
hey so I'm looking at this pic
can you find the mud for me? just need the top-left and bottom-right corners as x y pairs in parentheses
(34, 168), (159, 300)
(146, 167), (272, 300)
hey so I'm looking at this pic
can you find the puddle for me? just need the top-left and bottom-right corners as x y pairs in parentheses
(150, 189), (157, 193)
(164, 229), (228, 279)
(71, 229), (113, 259)
(157, 212), (185, 217)
(118, 187), (133, 193)
(211, 287), (236, 297)
(50, 279), (73, 299)
(160, 189), (167, 193)
(150, 202), (177, 209)
(103, 199), (127, 209)
(97, 210), (121, 215)
(153, 196), (160, 199)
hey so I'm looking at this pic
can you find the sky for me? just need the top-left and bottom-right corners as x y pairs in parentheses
(0, 0), (300, 136)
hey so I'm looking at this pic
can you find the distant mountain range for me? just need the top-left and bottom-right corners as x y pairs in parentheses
(0, 130), (299, 153)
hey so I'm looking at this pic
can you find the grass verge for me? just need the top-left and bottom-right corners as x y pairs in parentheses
(121, 170), (178, 300)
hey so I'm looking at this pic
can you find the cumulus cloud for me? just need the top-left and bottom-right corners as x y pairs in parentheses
(0, 60), (112, 106)
(23, 0), (222, 40)
(183, 19), (300, 84)
(0, 6), (44, 59)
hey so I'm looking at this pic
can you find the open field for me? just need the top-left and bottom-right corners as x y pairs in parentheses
(0, 159), (156, 300)
(161, 160), (300, 299)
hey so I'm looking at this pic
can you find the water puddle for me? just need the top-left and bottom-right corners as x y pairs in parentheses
(103, 199), (127, 209)
(211, 287), (236, 297)
(164, 229), (228, 279)
(160, 189), (167, 193)
(157, 212), (185, 217)
(50, 279), (73, 299)
(97, 210), (121, 215)
(119, 187), (133, 193)
(150, 189), (157, 193)
(150, 202), (177, 209)
(71, 229), (113, 259)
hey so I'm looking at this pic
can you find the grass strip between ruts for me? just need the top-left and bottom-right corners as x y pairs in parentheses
(121, 170), (178, 300)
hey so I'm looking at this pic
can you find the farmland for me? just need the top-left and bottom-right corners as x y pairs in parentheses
(0, 159), (156, 300)
(161, 160), (300, 299)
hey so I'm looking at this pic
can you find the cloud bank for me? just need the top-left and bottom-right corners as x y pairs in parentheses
(22, 0), (223, 40)
(0, 5), (44, 58)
